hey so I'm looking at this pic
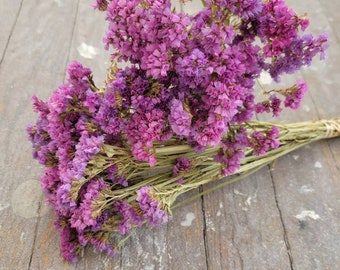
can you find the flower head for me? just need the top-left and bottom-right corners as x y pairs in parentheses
(136, 186), (169, 226)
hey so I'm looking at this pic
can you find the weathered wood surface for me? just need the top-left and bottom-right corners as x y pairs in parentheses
(0, 1), (339, 269)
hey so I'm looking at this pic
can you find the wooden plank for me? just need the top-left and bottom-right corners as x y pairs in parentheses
(27, 1), (208, 269)
(79, 1), (207, 268)
(316, 0), (340, 43)
(0, 0), (23, 61)
(201, 0), (340, 269)
(184, 0), (291, 269)
(117, 190), (207, 270)
(0, 0), (338, 269)
(181, 0), (204, 15)
(202, 169), (292, 269)
(267, 1), (340, 269)
(67, 1), (111, 86)
(0, 0), (79, 269)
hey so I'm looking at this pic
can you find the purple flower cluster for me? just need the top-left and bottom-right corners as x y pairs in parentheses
(113, 200), (143, 234)
(173, 157), (191, 184)
(282, 81), (308, 109)
(214, 127), (250, 176)
(27, 62), (171, 261)
(28, 0), (328, 262)
(136, 186), (169, 226)
(255, 81), (308, 116)
(90, 0), (327, 164)
(250, 126), (280, 156)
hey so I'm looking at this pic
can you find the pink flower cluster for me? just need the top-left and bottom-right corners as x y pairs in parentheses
(95, 0), (327, 163)
(27, 0), (328, 262)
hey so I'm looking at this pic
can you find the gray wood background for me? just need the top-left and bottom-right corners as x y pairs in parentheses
(0, 1), (339, 269)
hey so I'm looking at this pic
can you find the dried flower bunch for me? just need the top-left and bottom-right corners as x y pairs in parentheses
(27, 0), (332, 262)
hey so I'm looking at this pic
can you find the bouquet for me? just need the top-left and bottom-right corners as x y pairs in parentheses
(27, 0), (337, 263)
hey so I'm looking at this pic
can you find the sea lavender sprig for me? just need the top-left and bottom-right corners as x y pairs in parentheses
(91, 0), (328, 166)
(27, 0), (330, 262)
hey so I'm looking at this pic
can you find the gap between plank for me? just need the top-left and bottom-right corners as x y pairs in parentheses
(200, 186), (210, 270)
(269, 166), (295, 270)
(63, 0), (81, 81)
(27, 2), (80, 268)
(0, 0), (24, 67)
(27, 199), (42, 270)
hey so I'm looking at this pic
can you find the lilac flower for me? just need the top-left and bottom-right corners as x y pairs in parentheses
(136, 186), (169, 226)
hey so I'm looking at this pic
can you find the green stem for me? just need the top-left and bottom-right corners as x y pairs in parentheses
(172, 163), (268, 209)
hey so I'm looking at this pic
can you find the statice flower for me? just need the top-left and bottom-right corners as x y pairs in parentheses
(281, 81), (308, 109)
(214, 127), (249, 176)
(173, 157), (191, 184)
(89, 235), (116, 256)
(40, 167), (59, 205)
(125, 109), (167, 165)
(269, 34), (328, 80)
(255, 94), (282, 117)
(91, 0), (108, 11)
(136, 186), (169, 226)
(27, 0), (330, 262)
(113, 200), (143, 235)
(106, 165), (128, 187)
(210, 0), (263, 19)
(175, 49), (212, 89)
(62, 131), (104, 184)
(83, 89), (100, 113)
(70, 178), (108, 231)
(169, 98), (192, 137)
(250, 126), (280, 156)
(259, 0), (309, 56)
(59, 225), (79, 263)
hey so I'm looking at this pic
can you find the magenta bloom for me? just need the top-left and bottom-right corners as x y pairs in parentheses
(284, 81), (308, 109)
(169, 99), (192, 137)
(136, 186), (169, 226)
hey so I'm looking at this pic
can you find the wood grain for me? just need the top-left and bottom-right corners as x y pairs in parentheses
(0, 1), (79, 269)
(0, 0), (23, 61)
(202, 169), (292, 270)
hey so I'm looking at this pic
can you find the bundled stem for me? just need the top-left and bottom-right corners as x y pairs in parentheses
(94, 118), (340, 217)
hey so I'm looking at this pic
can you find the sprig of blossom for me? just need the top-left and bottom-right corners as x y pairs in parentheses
(27, 0), (330, 262)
